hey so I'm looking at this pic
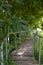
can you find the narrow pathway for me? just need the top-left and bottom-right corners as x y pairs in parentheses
(12, 38), (37, 65)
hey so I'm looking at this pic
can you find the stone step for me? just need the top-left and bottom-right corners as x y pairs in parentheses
(13, 56), (36, 63)
(12, 39), (37, 65)
(13, 53), (32, 57)
(14, 61), (37, 65)
(12, 51), (33, 57)
(22, 52), (32, 57)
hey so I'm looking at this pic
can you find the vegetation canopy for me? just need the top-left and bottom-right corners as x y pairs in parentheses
(0, 0), (43, 41)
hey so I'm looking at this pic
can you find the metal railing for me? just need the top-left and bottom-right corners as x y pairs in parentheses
(33, 33), (43, 65)
(0, 30), (31, 65)
(1, 30), (43, 65)
(0, 35), (9, 65)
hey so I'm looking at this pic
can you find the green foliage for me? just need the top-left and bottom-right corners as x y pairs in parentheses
(0, 0), (28, 40)
(0, 0), (43, 41)
(8, 54), (17, 65)
(9, 31), (30, 52)
(3, 54), (17, 65)
(0, 0), (43, 65)
(7, 0), (43, 29)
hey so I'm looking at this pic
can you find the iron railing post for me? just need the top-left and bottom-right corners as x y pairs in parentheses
(33, 33), (35, 56)
(6, 38), (8, 60)
(39, 37), (41, 65)
(6, 34), (9, 65)
(1, 43), (4, 65)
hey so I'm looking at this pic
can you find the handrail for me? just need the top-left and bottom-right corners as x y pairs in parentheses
(8, 31), (27, 35)
(33, 33), (43, 38)
(1, 30), (31, 43)
(33, 33), (43, 65)
(0, 30), (31, 65)
(1, 31), (27, 43)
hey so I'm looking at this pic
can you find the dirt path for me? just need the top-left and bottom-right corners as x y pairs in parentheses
(12, 38), (37, 65)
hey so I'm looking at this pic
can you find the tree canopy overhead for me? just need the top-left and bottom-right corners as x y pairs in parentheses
(8, 0), (43, 18)
(7, 0), (43, 28)
(0, 0), (43, 23)
(0, 0), (43, 41)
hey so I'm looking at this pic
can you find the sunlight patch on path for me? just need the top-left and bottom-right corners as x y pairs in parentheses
(17, 46), (32, 56)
